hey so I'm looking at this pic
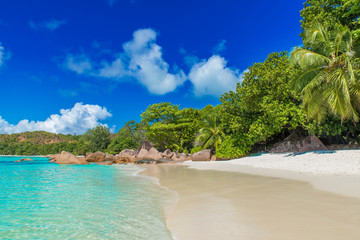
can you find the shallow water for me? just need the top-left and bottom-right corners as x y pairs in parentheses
(0, 156), (173, 240)
(144, 165), (360, 240)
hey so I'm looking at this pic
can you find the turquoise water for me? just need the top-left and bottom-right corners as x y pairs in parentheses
(0, 156), (174, 239)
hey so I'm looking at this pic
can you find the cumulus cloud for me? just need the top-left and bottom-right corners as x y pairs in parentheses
(63, 54), (92, 74)
(63, 28), (185, 95)
(123, 29), (186, 94)
(0, 103), (112, 135)
(188, 55), (242, 97)
(213, 40), (226, 53)
(98, 58), (126, 78)
(29, 19), (66, 31)
(0, 42), (11, 67)
(0, 43), (4, 66)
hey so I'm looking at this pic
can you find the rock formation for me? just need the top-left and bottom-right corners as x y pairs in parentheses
(86, 152), (106, 162)
(116, 149), (136, 163)
(137, 140), (154, 152)
(171, 153), (190, 161)
(104, 154), (116, 162)
(136, 147), (162, 161)
(191, 149), (212, 161)
(53, 151), (89, 165)
(14, 158), (34, 162)
(268, 133), (328, 154)
(161, 149), (174, 158)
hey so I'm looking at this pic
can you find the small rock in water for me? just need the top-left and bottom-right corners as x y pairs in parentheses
(134, 159), (157, 164)
(14, 158), (34, 162)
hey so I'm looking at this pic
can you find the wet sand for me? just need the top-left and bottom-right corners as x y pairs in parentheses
(142, 164), (360, 240)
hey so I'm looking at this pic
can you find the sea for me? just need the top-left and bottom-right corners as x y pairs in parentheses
(0, 156), (174, 240)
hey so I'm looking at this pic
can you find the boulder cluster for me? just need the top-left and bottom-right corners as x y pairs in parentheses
(47, 141), (216, 165)
(13, 158), (34, 163)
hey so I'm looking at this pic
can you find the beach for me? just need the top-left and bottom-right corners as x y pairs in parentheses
(142, 150), (360, 240)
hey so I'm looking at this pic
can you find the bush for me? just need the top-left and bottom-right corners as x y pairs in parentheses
(215, 136), (248, 159)
(190, 146), (203, 154)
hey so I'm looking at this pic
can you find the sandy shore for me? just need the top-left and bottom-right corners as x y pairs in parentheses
(186, 150), (360, 198)
(142, 150), (360, 240)
(192, 150), (360, 176)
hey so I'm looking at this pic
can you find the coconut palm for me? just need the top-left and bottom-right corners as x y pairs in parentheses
(173, 139), (188, 153)
(196, 115), (226, 153)
(290, 22), (360, 122)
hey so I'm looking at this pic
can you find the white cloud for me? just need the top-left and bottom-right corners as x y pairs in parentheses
(98, 58), (126, 78)
(213, 40), (226, 53)
(29, 19), (66, 31)
(188, 55), (242, 97)
(0, 42), (11, 67)
(123, 29), (186, 94)
(0, 103), (112, 135)
(0, 43), (4, 66)
(63, 54), (92, 74)
(64, 28), (186, 95)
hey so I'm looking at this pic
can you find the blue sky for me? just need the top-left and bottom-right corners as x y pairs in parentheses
(0, 0), (304, 134)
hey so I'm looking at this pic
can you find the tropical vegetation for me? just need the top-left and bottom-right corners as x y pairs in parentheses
(0, 0), (359, 157)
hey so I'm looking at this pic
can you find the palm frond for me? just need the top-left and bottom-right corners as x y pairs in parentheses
(291, 49), (330, 69)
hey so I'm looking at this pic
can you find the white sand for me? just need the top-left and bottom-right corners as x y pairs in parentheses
(142, 150), (360, 240)
(143, 163), (360, 240)
(185, 150), (360, 198)
(188, 150), (360, 175)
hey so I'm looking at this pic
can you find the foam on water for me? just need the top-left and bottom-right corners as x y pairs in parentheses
(0, 156), (174, 239)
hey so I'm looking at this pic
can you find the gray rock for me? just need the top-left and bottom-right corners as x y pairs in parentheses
(269, 134), (328, 154)
(137, 140), (154, 152)
(191, 149), (211, 161)
(86, 152), (106, 162)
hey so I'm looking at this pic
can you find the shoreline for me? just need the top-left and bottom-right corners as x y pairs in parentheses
(185, 149), (360, 199)
(143, 150), (360, 239)
(133, 166), (180, 240)
(142, 164), (360, 240)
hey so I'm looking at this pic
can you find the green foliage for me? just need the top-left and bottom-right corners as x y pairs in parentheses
(0, 131), (79, 155)
(140, 102), (180, 125)
(173, 139), (187, 153)
(3, 2), (360, 158)
(141, 103), (203, 151)
(108, 120), (144, 153)
(220, 52), (306, 155)
(190, 146), (203, 154)
(196, 114), (225, 152)
(290, 22), (360, 122)
(215, 136), (248, 159)
(78, 125), (111, 153)
(300, 0), (360, 41)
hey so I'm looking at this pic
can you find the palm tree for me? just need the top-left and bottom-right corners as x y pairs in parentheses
(290, 22), (360, 122)
(173, 139), (187, 153)
(196, 115), (226, 153)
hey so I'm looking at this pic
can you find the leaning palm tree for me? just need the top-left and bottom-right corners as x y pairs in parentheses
(196, 115), (226, 153)
(290, 22), (360, 122)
